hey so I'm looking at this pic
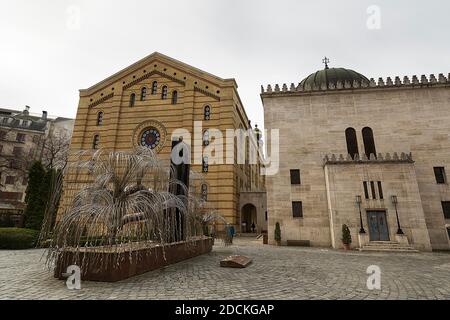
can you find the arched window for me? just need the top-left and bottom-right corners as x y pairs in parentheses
(140, 87), (147, 101)
(92, 135), (100, 149)
(161, 86), (168, 99)
(97, 112), (104, 126)
(345, 128), (358, 158)
(130, 93), (136, 107)
(203, 130), (210, 146)
(201, 184), (208, 201)
(204, 105), (211, 121)
(151, 81), (158, 95)
(202, 156), (209, 173)
(172, 91), (178, 104)
(362, 127), (377, 158)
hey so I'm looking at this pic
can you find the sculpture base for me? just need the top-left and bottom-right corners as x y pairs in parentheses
(54, 237), (213, 282)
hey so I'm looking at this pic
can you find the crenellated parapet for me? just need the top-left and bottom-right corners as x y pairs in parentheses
(261, 73), (449, 95)
(323, 152), (414, 166)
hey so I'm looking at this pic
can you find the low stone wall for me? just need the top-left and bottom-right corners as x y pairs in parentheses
(54, 238), (213, 282)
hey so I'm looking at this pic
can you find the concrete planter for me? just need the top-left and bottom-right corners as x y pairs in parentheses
(54, 237), (213, 282)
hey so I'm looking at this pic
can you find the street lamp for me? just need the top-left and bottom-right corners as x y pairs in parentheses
(356, 195), (366, 234)
(391, 195), (404, 235)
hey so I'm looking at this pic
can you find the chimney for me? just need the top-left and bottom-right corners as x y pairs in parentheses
(42, 111), (48, 120)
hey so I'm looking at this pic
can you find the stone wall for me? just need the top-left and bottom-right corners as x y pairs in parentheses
(262, 80), (450, 250)
(324, 160), (432, 251)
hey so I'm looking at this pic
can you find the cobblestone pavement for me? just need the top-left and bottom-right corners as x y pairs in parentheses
(0, 238), (449, 300)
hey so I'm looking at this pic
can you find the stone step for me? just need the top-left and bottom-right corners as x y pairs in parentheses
(359, 241), (419, 253)
(361, 245), (418, 250)
(360, 247), (419, 253)
(237, 233), (258, 238)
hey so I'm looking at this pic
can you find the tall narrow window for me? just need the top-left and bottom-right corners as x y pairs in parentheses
(362, 127), (377, 158)
(434, 167), (447, 184)
(97, 112), (104, 126)
(5, 176), (15, 185)
(370, 181), (377, 199)
(172, 91), (178, 104)
(13, 147), (23, 157)
(290, 169), (301, 185)
(203, 130), (210, 146)
(161, 86), (168, 99)
(204, 106), (211, 121)
(202, 156), (209, 173)
(377, 181), (384, 200)
(16, 133), (26, 143)
(151, 81), (158, 95)
(140, 87), (147, 101)
(201, 184), (208, 201)
(292, 201), (303, 218)
(345, 128), (359, 159)
(363, 181), (369, 199)
(92, 135), (100, 150)
(130, 93), (136, 107)
(441, 202), (450, 219)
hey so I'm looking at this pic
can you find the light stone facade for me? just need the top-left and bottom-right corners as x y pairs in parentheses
(0, 107), (74, 216)
(60, 53), (265, 230)
(262, 69), (450, 251)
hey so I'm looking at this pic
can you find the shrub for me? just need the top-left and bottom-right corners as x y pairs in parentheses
(274, 222), (281, 242)
(24, 161), (47, 230)
(342, 224), (352, 245)
(0, 228), (39, 250)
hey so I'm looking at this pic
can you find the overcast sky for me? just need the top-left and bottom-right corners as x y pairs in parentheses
(1, 0), (449, 130)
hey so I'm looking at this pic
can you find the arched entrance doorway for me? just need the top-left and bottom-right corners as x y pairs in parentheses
(241, 204), (257, 233)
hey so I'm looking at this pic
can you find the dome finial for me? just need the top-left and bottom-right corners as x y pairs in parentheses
(322, 56), (330, 70)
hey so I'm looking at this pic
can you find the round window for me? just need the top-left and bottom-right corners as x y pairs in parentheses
(140, 128), (161, 149)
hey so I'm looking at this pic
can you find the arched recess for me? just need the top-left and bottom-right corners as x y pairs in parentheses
(345, 127), (359, 158)
(241, 203), (257, 233)
(362, 127), (377, 158)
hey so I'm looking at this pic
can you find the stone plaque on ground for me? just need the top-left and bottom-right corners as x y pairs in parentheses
(220, 255), (252, 268)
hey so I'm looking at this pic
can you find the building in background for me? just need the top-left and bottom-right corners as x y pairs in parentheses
(262, 61), (450, 251)
(60, 52), (266, 233)
(0, 106), (74, 223)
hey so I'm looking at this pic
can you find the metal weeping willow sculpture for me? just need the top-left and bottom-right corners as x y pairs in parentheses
(40, 146), (223, 280)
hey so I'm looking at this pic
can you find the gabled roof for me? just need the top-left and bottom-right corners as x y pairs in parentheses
(80, 52), (238, 95)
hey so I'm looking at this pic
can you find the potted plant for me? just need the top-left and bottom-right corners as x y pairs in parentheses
(274, 222), (282, 246)
(342, 224), (352, 250)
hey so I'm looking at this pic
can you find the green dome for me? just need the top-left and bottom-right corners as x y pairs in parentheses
(299, 67), (369, 90)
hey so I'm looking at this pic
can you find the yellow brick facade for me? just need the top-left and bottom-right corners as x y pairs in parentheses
(60, 52), (265, 229)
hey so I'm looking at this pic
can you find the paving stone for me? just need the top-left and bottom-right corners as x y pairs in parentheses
(0, 239), (449, 300)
